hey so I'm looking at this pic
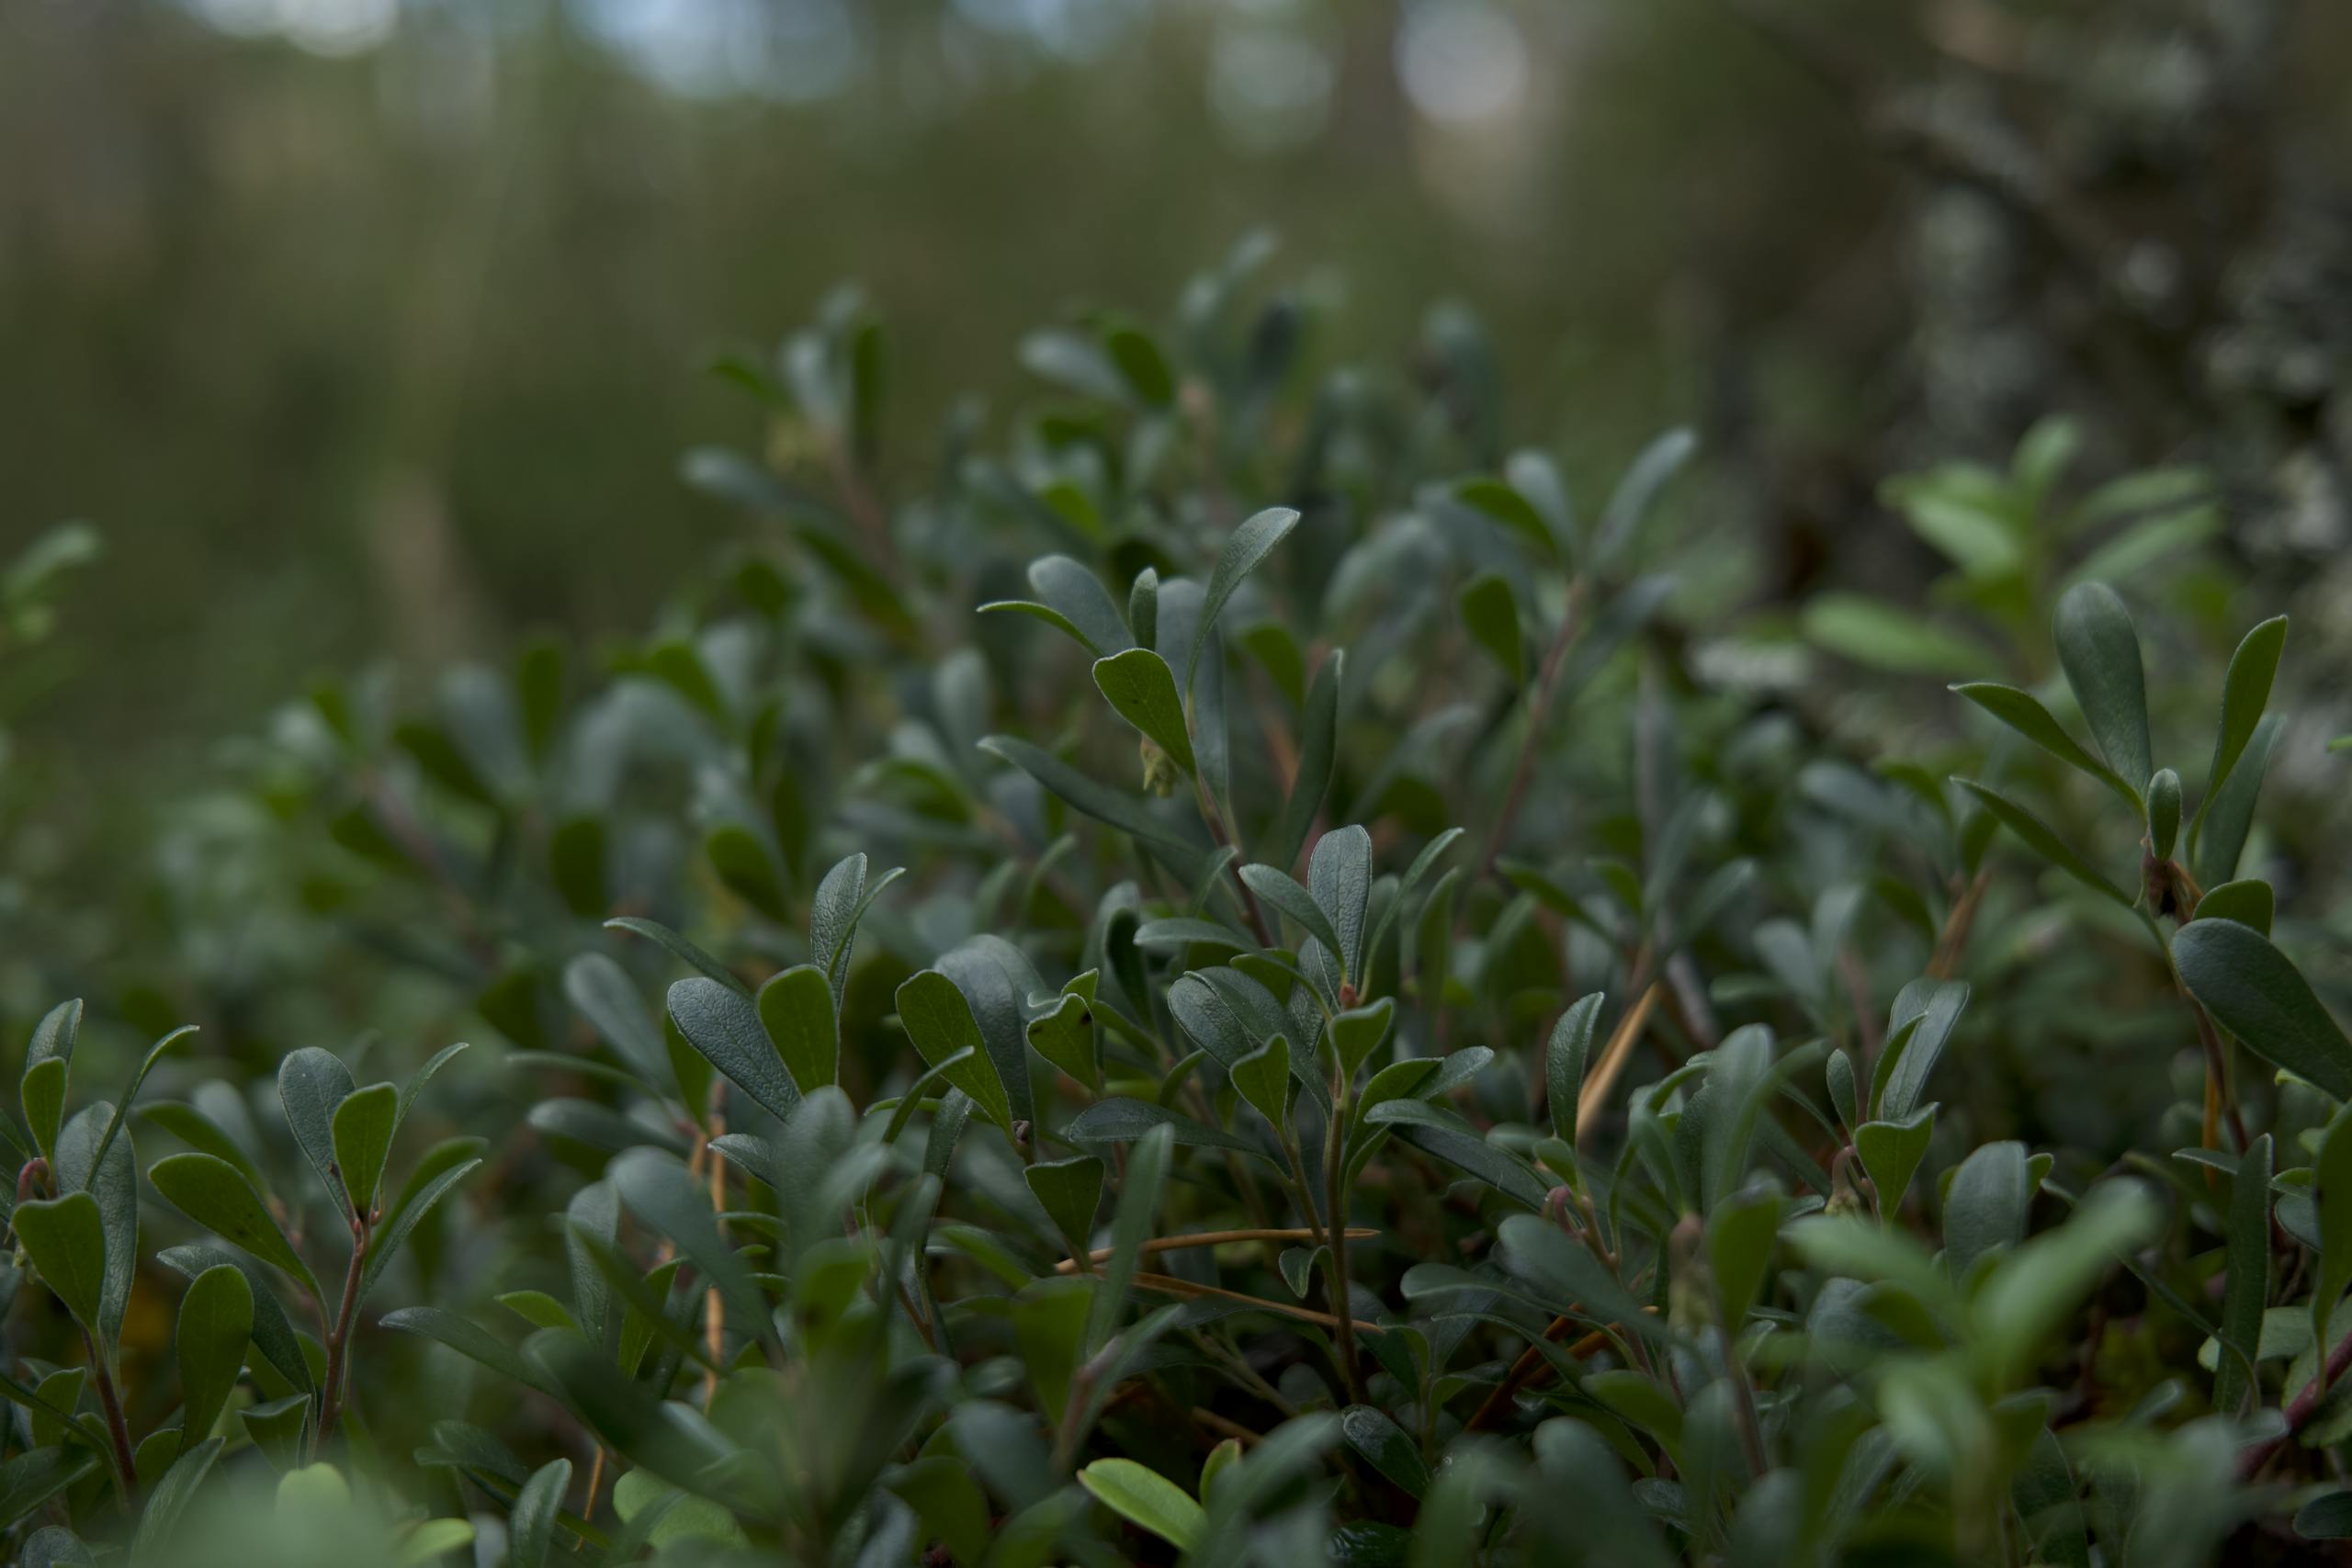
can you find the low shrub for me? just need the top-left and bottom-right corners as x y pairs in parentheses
(1, 247), (2343, 1565)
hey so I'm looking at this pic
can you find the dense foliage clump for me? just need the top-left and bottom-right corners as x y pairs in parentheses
(3, 245), (2348, 1566)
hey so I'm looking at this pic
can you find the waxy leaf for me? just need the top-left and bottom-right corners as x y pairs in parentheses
(2052, 582), (2152, 793)
(1954, 780), (2132, 907)
(2198, 615), (2287, 821)
(175, 1265), (253, 1455)
(1545, 992), (1605, 1144)
(1238, 863), (1343, 967)
(1023, 1156), (1104, 1261)
(14, 1192), (106, 1331)
(757, 964), (837, 1093)
(148, 1153), (323, 1303)
(1951, 682), (2138, 810)
(896, 971), (1013, 1132)
(668, 976), (801, 1123)
(2311, 1105), (2352, 1356)
(1092, 647), (1196, 775)
(1232, 1034), (1292, 1132)
(2175, 919), (2352, 1100)
(2195, 879), (2273, 936)
(2215, 1133), (2272, 1416)
(508, 1457), (572, 1568)
(330, 1082), (398, 1216)
(1078, 1456), (1203, 1551)
(277, 1048), (356, 1207)
(1341, 1404), (1431, 1498)
(1187, 505), (1298, 694)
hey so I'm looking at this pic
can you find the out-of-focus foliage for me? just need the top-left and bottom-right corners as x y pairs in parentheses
(0, 237), (2349, 1562)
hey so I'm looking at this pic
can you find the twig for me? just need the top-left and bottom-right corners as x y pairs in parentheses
(1576, 983), (1664, 1149)
(317, 1165), (374, 1450)
(1464, 1309), (1655, 1433)
(1476, 580), (1590, 881)
(82, 1329), (138, 1506)
(1928, 869), (1991, 979)
(1052, 1227), (1378, 1275)
(1191, 1407), (1263, 1448)
(1325, 1083), (1369, 1405)
(1128, 1272), (1385, 1336)
(2240, 1322), (2352, 1479)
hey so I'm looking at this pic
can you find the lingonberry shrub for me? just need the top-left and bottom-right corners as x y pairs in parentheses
(2, 243), (2344, 1566)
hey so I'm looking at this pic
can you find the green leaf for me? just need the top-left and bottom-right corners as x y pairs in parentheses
(1545, 992), (1605, 1144)
(2216, 1133), (2273, 1416)
(54, 1103), (138, 1347)
(2312, 1105), (2352, 1357)
(1875, 978), (1971, 1123)
(14, 1192), (106, 1331)
(175, 1265), (253, 1456)
(1092, 648), (1195, 776)
(1952, 779), (2132, 906)
(1950, 682), (2139, 810)
(1596, 427), (1696, 565)
(809, 852), (899, 1015)
(1370, 1102), (1549, 1210)
(1495, 1211), (1652, 1334)
(277, 1048), (356, 1208)
(130, 1438), (223, 1559)
(2052, 582), (2152, 794)
(1943, 1141), (2030, 1281)
(705, 824), (787, 921)
(157, 1245), (314, 1394)
(548, 814), (608, 919)
(667, 976), (801, 1123)
(756, 964), (837, 1094)
(608, 1148), (763, 1337)
(1023, 1156), (1103, 1260)
(135, 1103), (266, 1193)
(20, 1059), (67, 1168)
(1855, 1106), (1937, 1215)
(995, 556), (1131, 657)
(1265, 649), (1343, 875)
(1972, 1179), (2158, 1383)
(1187, 505), (1299, 694)
(979, 735), (1201, 863)
(1066, 1097), (1268, 1160)
(562, 955), (672, 1089)
(605, 915), (749, 998)
(80, 1025), (198, 1180)
(2198, 615), (2288, 824)
(357, 1154), (481, 1306)
(148, 1154), (323, 1303)
(330, 1083), (398, 1216)
(2147, 767), (2181, 860)
(1087, 1122), (1172, 1354)
(2175, 919), (2352, 1100)
(1232, 1034), (1292, 1133)
(2192, 713), (2282, 888)
(1454, 478), (1558, 563)
(1238, 863), (1343, 966)
(1330, 1001), (1395, 1079)
(509, 1457), (573, 1568)
(1457, 571), (1526, 685)
(896, 971), (1013, 1133)
(1078, 1457), (1203, 1551)
(1709, 1186), (1783, 1329)
(1804, 593), (1996, 676)
(1340, 1404), (1430, 1498)
(2195, 879), (2273, 936)
(1310, 825), (1374, 985)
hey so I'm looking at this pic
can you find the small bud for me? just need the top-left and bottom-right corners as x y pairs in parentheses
(1138, 737), (1181, 797)
(2147, 767), (2181, 862)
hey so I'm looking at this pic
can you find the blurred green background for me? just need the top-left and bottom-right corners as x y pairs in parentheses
(6, 0), (2351, 963)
